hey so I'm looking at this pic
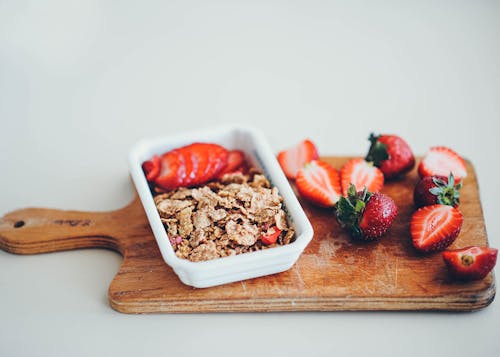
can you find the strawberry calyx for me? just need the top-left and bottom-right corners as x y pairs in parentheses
(365, 133), (389, 167)
(429, 173), (462, 207)
(335, 184), (372, 239)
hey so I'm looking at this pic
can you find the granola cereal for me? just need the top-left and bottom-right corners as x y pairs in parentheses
(154, 171), (295, 262)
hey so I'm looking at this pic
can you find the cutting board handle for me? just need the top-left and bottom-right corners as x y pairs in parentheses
(0, 207), (123, 255)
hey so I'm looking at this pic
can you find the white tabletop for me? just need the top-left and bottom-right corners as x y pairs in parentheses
(1, 1), (499, 356)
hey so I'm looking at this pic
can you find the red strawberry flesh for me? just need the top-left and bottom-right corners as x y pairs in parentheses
(155, 152), (183, 190)
(261, 227), (282, 245)
(418, 146), (467, 181)
(219, 150), (246, 176)
(296, 160), (342, 208)
(410, 204), (463, 252)
(340, 158), (384, 196)
(277, 139), (319, 179)
(442, 246), (497, 281)
(188, 144), (209, 186)
(142, 155), (161, 181)
(151, 143), (229, 190)
(196, 143), (229, 183)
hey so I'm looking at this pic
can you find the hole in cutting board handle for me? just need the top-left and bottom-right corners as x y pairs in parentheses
(13, 220), (25, 228)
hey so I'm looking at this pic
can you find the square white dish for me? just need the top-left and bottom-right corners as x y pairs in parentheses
(128, 125), (314, 288)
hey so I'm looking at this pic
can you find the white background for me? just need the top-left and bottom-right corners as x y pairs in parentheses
(1, 1), (499, 356)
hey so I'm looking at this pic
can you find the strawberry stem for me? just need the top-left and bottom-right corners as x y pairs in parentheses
(461, 254), (474, 266)
(335, 184), (372, 239)
(365, 133), (389, 166)
(430, 173), (462, 207)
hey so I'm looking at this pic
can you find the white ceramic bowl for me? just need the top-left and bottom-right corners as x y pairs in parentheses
(128, 125), (314, 288)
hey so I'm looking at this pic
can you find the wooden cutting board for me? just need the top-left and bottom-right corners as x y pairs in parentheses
(0, 157), (495, 313)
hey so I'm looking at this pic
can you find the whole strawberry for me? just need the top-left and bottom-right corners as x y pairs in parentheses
(336, 184), (398, 240)
(414, 173), (462, 208)
(365, 133), (415, 179)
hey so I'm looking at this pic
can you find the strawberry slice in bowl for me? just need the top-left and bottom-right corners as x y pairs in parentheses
(295, 160), (342, 208)
(277, 139), (319, 179)
(202, 143), (230, 182)
(155, 151), (184, 190)
(183, 144), (208, 187)
(218, 150), (247, 176)
(260, 227), (283, 245)
(142, 155), (161, 182)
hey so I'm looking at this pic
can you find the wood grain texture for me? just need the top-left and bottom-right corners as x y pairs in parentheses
(0, 157), (495, 313)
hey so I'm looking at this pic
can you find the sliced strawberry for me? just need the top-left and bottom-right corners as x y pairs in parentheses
(277, 139), (319, 179)
(142, 155), (161, 182)
(155, 151), (183, 190)
(187, 147), (201, 185)
(189, 145), (210, 186)
(150, 143), (229, 190)
(410, 204), (463, 253)
(177, 144), (202, 187)
(340, 158), (384, 196)
(171, 149), (188, 185)
(296, 160), (342, 207)
(219, 150), (246, 176)
(442, 246), (498, 281)
(197, 143), (229, 183)
(261, 227), (282, 245)
(418, 146), (467, 182)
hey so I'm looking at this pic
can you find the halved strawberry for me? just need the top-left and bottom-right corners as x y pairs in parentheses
(410, 204), (463, 252)
(277, 139), (319, 179)
(295, 160), (342, 207)
(142, 155), (161, 181)
(418, 146), (467, 182)
(442, 246), (498, 281)
(340, 158), (384, 196)
(219, 150), (246, 176)
(155, 152), (183, 190)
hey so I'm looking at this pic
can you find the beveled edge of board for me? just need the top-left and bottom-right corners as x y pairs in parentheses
(108, 274), (496, 314)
